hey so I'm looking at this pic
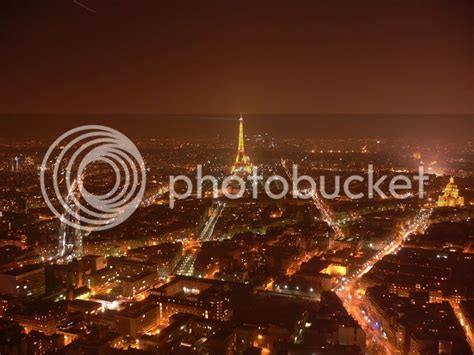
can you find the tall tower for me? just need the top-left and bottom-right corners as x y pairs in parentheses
(58, 214), (84, 260)
(231, 114), (252, 174)
(58, 178), (84, 260)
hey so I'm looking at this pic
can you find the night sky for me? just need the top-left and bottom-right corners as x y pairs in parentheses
(0, 0), (472, 138)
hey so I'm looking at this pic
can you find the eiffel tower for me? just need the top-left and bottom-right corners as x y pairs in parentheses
(231, 113), (252, 174)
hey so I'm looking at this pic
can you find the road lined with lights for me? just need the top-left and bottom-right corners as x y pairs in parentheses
(141, 186), (169, 207)
(198, 202), (225, 242)
(281, 158), (343, 238)
(282, 157), (395, 351)
(281, 158), (437, 353)
(174, 254), (197, 276)
(311, 192), (343, 237)
(174, 201), (225, 276)
(335, 207), (432, 353)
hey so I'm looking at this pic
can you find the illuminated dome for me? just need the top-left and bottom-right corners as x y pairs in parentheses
(437, 177), (464, 207)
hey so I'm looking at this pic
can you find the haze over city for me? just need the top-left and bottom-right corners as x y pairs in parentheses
(0, 1), (473, 355)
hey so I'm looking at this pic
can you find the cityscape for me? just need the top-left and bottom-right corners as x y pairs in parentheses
(0, 114), (473, 354)
(0, 1), (473, 354)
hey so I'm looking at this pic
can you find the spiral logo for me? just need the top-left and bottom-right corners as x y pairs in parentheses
(40, 125), (146, 232)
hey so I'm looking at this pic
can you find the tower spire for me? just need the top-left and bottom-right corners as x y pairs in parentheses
(231, 113), (252, 174)
(238, 113), (245, 152)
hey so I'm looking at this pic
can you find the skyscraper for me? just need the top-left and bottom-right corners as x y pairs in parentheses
(58, 179), (84, 260)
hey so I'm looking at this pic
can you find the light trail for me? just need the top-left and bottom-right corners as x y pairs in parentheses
(311, 192), (343, 238)
(73, 0), (97, 13)
(281, 158), (342, 238)
(450, 300), (474, 352)
(140, 186), (169, 207)
(198, 202), (225, 242)
(174, 201), (225, 276)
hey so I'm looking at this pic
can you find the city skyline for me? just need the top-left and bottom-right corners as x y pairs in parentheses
(0, 110), (473, 354)
(0, 114), (473, 141)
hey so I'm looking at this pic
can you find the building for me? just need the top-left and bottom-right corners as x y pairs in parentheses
(67, 299), (102, 316)
(13, 302), (68, 336)
(107, 256), (158, 277)
(27, 330), (65, 354)
(0, 319), (28, 354)
(231, 295), (310, 351)
(139, 313), (235, 354)
(113, 298), (159, 338)
(117, 271), (158, 298)
(85, 266), (115, 291)
(150, 276), (232, 322)
(127, 242), (183, 276)
(0, 246), (41, 272)
(0, 264), (45, 299)
(82, 254), (105, 271)
(47, 261), (89, 290)
(437, 177), (464, 207)
(365, 285), (470, 354)
(337, 319), (366, 350)
(318, 291), (366, 352)
(61, 330), (123, 353)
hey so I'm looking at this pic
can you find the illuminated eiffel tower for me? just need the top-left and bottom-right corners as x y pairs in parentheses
(231, 113), (252, 174)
